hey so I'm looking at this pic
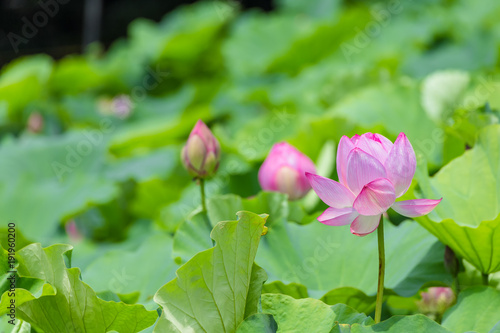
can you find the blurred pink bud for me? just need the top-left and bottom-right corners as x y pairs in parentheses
(65, 220), (83, 242)
(306, 133), (441, 236)
(181, 120), (221, 178)
(418, 287), (455, 315)
(112, 95), (133, 119)
(258, 142), (316, 200)
(27, 112), (44, 133)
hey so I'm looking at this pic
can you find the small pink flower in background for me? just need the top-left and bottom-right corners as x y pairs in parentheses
(65, 220), (83, 242)
(97, 95), (133, 119)
(417, 287), (455, 318)
(306, 132), (441, 236)
(181, 120), (221, 178)
(27, 112), (44, 133)
(112, 95), (133, 119)
(259, 142), (316, 200)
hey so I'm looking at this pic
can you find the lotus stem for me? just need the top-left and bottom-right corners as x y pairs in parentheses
(199, 179), (212, 232)
(482, 273), (489, 286)
(375, 219), (386, 324)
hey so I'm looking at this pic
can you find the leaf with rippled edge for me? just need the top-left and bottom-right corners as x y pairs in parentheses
(0, 243), (157, 333)
(350, 314), (451, 333)
(154, 211), (268, 333)
(414, 125), (500, 273)
(261, 294), (336, 333)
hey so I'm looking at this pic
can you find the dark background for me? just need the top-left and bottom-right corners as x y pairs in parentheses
(0, 0), (273, 66)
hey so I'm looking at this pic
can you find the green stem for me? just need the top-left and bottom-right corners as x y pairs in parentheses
(375, 219), (385, 324)
(199, 179), (212, 232)
(482, 273), (489, 286)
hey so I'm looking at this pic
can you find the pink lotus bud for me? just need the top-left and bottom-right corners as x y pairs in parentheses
(27, 112), (44, 133)
(417, 287), (455, 317)
(181, 120), (221, 178)
(258, 142), (316, 200)
(112, 94), (133, 119)
(65, 220), (83, 242)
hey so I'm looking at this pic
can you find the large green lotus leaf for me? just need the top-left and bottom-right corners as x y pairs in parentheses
(67, 219), (156, 273)
(82, 232), (177, 309)
(414, 125), (500, 273)
(154, 211), (268, 332)
(0, 132), (118, 242)
(106, 146), (179, 183)
(0, 55), (53, 118)
(261, 294), (335, 333)
(350, 315), (451, 333)
(174, 192), (450, 297)
(50, 56), (108, 95)
(442, 286), (500, 333)
(0, 243), (157, 332)
(0, 245), (48, 307)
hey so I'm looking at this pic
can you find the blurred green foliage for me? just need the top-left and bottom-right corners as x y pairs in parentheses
(1, 0), (500, 331)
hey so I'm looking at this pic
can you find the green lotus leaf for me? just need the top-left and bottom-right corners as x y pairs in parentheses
(415, 125), (500, 273)
(442, 286), (500, 333)
(0, 132), (118, 242)
(350, 314), (450, 333)
(154, 211), (268, 332)
(0, 243), (157, 332)
(82, 232), (177, 309)
(261, 294), (335, 333)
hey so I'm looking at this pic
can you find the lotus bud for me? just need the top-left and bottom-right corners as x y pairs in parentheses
(27, 112), (44, 133)
(258, 142), (316, 200)
(65, 220), (83, 242)
(417, 287), (455, 320)
(181, 120), (221, 179)
(112, 94), (133, 119)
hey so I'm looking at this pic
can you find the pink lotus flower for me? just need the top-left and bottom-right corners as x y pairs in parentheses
(181, 120), (221, 178)
(259, 142), (316, 200)
(306, 133), (441, 236)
